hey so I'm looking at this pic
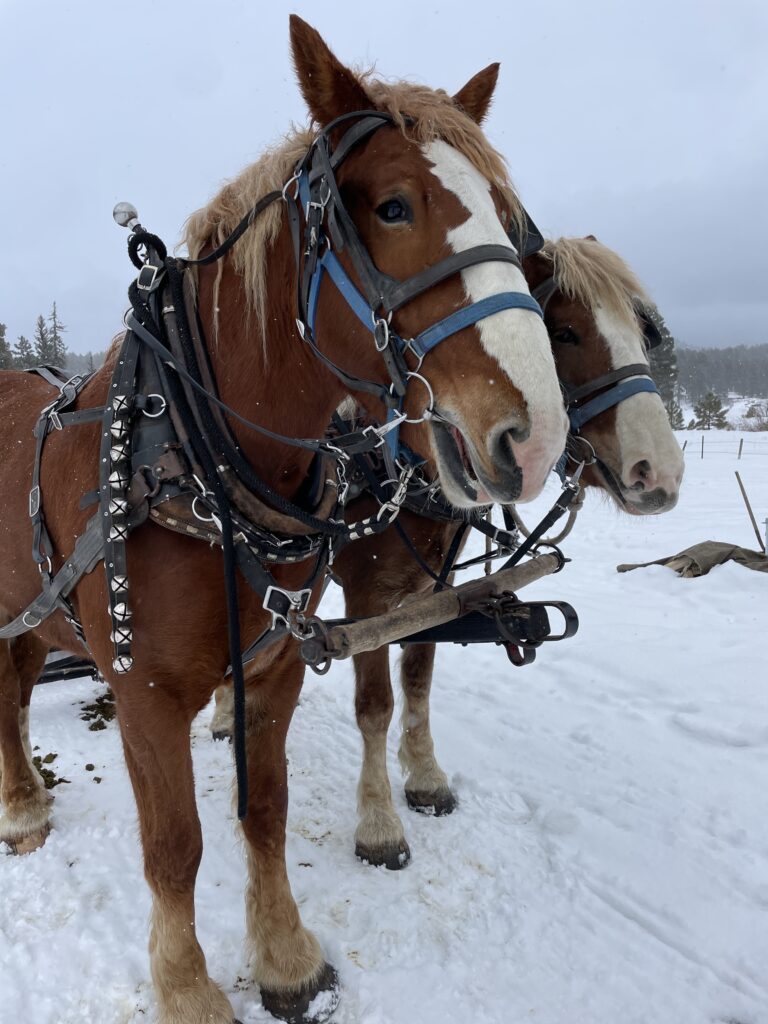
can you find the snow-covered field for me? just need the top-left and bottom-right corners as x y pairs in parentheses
(1, 430), (767, 1024)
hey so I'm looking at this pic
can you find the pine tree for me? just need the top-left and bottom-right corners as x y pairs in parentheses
(647, 307), (679, 413)
(0, 323), (13, 370)
(48, 302), (68, 367)
(665, 397), (685, 429)
(13, 335), (35, 368)
(692, 391), (729, 430)
(33, 314), (56, 364)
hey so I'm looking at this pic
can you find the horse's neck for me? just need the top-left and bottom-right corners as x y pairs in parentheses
(199, 251), (343, 500)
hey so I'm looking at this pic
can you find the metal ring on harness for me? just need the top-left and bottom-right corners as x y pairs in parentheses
(281, 171), (301, 203)
(397, 372), (435, 424)
(566, 435), (596, 466)
(142, 394), (167, 419)
(191, 496), (217, 524)
(22, 611), (42, 629)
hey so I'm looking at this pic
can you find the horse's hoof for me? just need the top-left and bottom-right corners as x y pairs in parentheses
(211, 730), (232, 743)
(355, 838), (411, 870)
(4, 823), (51, 855)
(260, 962), (340, 1023)
(406, 788), (457, 817)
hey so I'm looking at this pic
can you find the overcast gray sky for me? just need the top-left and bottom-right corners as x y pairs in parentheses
(2, 0), (766, 353)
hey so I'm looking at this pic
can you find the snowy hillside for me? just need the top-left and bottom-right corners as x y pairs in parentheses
(1, 430), (766, 1024)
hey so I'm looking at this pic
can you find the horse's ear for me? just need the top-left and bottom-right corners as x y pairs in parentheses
(289, 15), (371, 126)
(585, 234), (598, 242)
(453, 63), (500, 124)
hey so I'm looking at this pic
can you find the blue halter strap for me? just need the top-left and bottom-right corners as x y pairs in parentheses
(568, 376), (659, 432)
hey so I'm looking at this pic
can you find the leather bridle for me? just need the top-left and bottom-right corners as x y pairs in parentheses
(531, 274), (662, 435)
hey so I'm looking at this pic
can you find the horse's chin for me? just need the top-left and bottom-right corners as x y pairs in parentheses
(594, 460), (678, 516)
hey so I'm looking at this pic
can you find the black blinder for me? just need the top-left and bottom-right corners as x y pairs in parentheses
(636, 305), (663, 350)
(508, 206), (545, 258)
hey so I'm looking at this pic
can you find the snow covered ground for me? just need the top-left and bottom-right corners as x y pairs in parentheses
(1, 429), (767, 1024)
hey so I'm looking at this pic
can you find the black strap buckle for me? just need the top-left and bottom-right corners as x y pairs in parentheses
(137, 263), (162, 291)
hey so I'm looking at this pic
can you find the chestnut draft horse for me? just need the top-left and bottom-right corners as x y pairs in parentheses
(331, 236), (684, 868)
(0, 17), (568, 1024)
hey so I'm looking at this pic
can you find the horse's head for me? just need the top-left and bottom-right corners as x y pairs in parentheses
(524, 236), (684, 514)
(288, 17), (567, 507)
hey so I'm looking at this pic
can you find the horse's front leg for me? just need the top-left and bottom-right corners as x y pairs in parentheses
(399, 642), (457, 816)
(0, 631), (51, 853)
(115, 682), (237, 1024)
(242, 654), (338, 1023)
(353, 644), (410, 869)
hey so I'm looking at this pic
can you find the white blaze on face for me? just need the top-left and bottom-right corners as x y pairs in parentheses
(594, 304), (684, 495)
(424, 140), (567, 500)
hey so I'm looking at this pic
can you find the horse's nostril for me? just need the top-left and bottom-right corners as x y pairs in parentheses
(629, 459), (652, 492)
(506, 423), (530, 444)
(492, 422), (529, 471)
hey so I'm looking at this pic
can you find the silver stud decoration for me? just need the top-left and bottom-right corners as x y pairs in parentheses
(105, 381), (134, 673)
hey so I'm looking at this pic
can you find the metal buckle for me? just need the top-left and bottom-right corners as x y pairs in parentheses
(29, 486), (41, 518)
(373, 316), (391, 353)
(263, 585), (312, 630)
(137, 263), (161, 291)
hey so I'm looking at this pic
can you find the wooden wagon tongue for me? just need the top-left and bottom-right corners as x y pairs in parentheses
(299, 551), (578, 673)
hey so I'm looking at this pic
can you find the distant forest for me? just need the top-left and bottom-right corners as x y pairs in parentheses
(676, 344), (768, 402)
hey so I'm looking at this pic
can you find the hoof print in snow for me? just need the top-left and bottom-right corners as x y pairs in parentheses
(406, 788), (457, 816)
(260, 962), (340, 1023)
(355, 839), (411, 870)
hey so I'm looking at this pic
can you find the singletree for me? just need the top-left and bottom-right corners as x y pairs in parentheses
(692, 391), (729, 430)
(13, 334), (35, 368)
(0, 323), (13, 370)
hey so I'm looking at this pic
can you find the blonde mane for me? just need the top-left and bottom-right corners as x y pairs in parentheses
(540, 237), (651, 325)
(182, 74), (523, 339)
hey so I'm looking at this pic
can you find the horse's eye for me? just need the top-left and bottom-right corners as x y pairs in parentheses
(375, 198), (412, 224)
(551, 326), (580, 345)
